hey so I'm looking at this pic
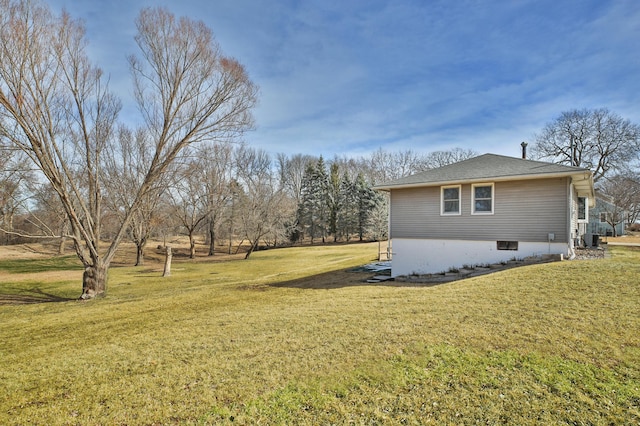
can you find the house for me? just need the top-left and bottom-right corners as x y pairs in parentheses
(586, 193), (626, 242)
(374, 154), (595, 277)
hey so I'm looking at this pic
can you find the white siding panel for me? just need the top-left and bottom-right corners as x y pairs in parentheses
(392, 238), (570, 276)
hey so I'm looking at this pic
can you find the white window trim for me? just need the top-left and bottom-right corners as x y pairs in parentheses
(441, 185), (461, 216)
(471, 183), (494, 215)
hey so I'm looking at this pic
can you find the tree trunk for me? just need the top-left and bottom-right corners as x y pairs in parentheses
(163, 247), (172, 277)
(135, 241), (145, 266)
(189, 232), (196, 259)
(244, 241), (258, 259)
(234, 238), (245, 255)
(80, 262), (108, 299)
(208, 227), (215, 256)
(3, 212), (13, 244)
(58, 221), (69, 254)
(57, 236), (67, 255)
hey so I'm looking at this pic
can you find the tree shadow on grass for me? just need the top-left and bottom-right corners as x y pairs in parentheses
(0, 288), (76, 305)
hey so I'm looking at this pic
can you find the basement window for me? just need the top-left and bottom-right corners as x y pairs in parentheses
(497, 241), (518, 251)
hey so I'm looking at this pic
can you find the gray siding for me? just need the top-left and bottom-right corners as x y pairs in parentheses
(390, 177), (570, 243)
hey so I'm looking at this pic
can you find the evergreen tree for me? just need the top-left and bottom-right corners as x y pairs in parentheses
(338, 172), (358, 241)
(297, 157), (332, 243)
(314, 157), (330, 243)
(327, 162), (342, 242)
(355, 173), (377, 241)
(297, 163), (316, 243)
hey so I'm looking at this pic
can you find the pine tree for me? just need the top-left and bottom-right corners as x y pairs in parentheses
(314, 157), (330, 243)
(355, 173), (375, 241)
(338, 172), (358, 241)
(327, 162), (342, 242)
(297, 162), (317, 243)
(297, 157), (333, 243)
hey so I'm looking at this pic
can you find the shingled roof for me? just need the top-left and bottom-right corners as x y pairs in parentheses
(374, 153), (595, 200)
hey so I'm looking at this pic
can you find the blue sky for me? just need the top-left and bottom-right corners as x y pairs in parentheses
(49, 0), (640, 159)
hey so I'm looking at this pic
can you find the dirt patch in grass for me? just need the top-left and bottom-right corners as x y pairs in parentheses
(605, 235), (640, 244)
(0, 248), (84, 301)
(0, 242), (61, 259)
(0, 268), (83, 284)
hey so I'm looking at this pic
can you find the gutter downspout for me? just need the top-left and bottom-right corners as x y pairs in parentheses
(567, 181), (576, 259)
(386, 191), (392, 263)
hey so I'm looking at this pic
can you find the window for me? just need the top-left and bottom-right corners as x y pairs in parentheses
(441, 185), (461, 215)
(472, 183), (494, 214)
(600, 212), (609, 223)
(577, 197), (587, 221)
(497, 241), (518, 250)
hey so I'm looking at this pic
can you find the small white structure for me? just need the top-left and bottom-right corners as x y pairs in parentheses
(374, 154), (595, 277)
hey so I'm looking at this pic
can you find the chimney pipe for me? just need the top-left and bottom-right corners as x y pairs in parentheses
(521, 141), (528, 159)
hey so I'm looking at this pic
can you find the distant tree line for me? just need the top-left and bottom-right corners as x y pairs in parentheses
(1, 143), (477, 260)
(5, 107), (640, 264)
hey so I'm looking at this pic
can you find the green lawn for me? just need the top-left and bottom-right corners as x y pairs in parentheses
(0, 243), (639, 425)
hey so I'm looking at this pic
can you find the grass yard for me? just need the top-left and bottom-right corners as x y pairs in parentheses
(0, 242), (639, 425)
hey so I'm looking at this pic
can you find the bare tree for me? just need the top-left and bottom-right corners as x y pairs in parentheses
(235, 146), (286, 258)
(223, 178), (242, 254)
(367, 148), (426, 183)
(276, 153), (317, 244)
(277, 153), (316, 204)
(168, 156), (211, 259)
(103, 127), (165, 266)
(423, 147), (478, 169)
(598, 175), (640, 231)
(26, 182), (70, 253)
(0, 147), (33, 244)
(365, 147), (478, 185)
(532, 108), (640, 182)
(1, 1), (120, 298)
(0, 2), (257, 298)
(200, 143), (234, 256)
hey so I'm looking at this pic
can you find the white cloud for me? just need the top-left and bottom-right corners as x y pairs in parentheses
(44, 0), (640, 160)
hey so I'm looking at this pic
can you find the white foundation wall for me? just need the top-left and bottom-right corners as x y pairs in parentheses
(391, 238), (569, 277)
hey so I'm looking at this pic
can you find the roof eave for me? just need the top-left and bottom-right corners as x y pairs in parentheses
(374, 171), (594, 193)
(572, 174), (596, 207)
